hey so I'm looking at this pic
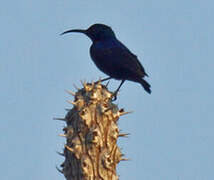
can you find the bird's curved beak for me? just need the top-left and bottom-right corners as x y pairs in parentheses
(60, 29), (87, 35)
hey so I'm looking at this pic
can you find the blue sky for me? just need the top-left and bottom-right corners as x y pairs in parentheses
(1, 0), (214, 179)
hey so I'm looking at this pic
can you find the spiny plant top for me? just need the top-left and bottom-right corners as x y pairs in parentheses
(57, 82), (130, 180)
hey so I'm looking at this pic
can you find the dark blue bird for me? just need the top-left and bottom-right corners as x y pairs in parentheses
(61, 24), (151, 95)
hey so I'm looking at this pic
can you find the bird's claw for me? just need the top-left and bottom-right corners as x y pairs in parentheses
(112, 91), (118, 101)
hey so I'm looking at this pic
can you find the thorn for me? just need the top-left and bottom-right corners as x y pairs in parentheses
(56, 151), (64, 156)
(59, 134), (67, 137)
(118, 133), (130, 137)
(121, 158), (130, 161)
(53, 117), (66, 121)
(56, 166), (63, 174)
(119, 110), (133, 116)
(65, 89), (75, 96)
(73, 83), (79, 90)
(91, 80), (95, 87)
(80, 80), (84, 86)
(65, 145), (74, 152)
(80, 80), (87, 88)
(67, 100), (77, 106)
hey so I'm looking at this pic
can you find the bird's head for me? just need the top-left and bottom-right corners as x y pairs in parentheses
(61, 24), (116, 42)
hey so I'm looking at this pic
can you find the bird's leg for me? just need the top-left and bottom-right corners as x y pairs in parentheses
(95, 77), (111, 84)
(112, 80), (125, 101)
(105, 79), (111, 87)
(100, 77), (112, 82)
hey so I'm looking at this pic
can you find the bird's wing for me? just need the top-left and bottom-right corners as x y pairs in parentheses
(93, 44), (148, 78)
(125, 50), (148, 77)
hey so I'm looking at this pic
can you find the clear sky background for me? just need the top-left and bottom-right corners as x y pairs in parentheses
(1, 0), (214, 179)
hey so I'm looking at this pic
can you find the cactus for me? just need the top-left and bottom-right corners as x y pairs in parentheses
(57, 82), (129, 180)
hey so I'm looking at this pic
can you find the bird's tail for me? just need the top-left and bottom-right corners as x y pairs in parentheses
(139, 79), (151, 94)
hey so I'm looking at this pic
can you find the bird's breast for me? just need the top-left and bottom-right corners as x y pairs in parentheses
(89, 42), (120, 77)
(90, 41), (112, 58)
